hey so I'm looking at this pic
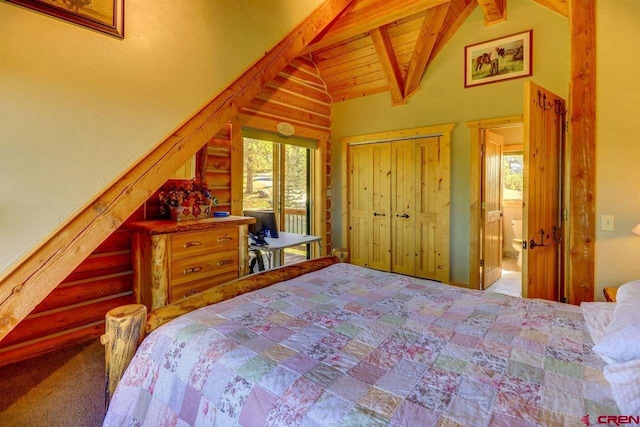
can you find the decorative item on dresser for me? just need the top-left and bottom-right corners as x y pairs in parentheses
(129, 216), (255, 311)
(158, 179), (218, 221)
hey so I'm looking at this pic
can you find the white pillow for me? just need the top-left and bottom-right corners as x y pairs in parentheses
(593, 280), (640, 364)
(581, 302), (616, 344)
(603, 359), (640, 415)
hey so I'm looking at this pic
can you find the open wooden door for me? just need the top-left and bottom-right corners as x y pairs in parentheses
(523, 81), (566, 300)
(482, 130), (504, 289)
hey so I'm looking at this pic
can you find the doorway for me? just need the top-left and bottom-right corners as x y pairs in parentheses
(242, 131), (313, 266)
(484, 126), (524, 297)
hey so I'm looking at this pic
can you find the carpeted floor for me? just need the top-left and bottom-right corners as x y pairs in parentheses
(486, 256), (523, 297)
(0, 339), (105, 426)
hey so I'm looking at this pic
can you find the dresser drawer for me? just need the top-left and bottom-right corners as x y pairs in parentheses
(170, 250), (238, 286)
(170, 271), (239, 303)
(170, 228), (238, 260)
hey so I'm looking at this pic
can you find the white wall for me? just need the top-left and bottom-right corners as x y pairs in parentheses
(331, 0), (569, 285)
(0, 0), (322, 273)
(595, 0), (640, 300)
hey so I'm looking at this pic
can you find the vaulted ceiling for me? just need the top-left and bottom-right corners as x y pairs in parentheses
(301, 0), (567, 104)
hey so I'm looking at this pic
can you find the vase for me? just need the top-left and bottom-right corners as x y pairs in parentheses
(168, 204), (212, 221)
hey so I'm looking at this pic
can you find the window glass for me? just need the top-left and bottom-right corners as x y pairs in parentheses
(503, 153), (523, 200)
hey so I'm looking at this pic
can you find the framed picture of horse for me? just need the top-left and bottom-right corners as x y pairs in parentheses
(464, 30), (532, 88)
(6, 0), (124, 38)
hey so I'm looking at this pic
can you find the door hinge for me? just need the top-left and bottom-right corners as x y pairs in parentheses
(563, 209), (568, 221)
(479, 259), (484, 267)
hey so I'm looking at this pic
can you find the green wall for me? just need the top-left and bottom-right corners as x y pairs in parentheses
(330, 0), (569, 285)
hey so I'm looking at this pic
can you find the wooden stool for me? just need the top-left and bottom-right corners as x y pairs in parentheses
(331, 248), (350, 263)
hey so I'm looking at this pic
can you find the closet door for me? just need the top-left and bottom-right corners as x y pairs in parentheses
(368, 143), (391, 271)
(348, 145), (371, 267)
(415, 137), (442, 280)
(391, 140), (416, 275)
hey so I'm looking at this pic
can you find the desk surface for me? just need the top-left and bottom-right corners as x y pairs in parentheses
(250, 231), (321, 251)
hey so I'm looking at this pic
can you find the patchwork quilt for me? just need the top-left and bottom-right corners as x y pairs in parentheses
(104, 263), (618, 426)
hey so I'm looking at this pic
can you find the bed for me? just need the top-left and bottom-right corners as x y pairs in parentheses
(103, 257), (633, 426)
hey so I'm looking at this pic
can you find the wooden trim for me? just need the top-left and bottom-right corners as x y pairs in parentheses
(532, 0), (568, 18)
(313, 138), (329, 256)
(568, 0), (596, 304)
(466, 115), (523, 289)
(0, 0), (355, 342)
(230, 120), (244, 216)
(340, 123), (455, 145)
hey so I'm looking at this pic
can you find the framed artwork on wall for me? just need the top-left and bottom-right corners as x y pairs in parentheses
(7, 0), (124, 38)
(464, 30), (532, 88)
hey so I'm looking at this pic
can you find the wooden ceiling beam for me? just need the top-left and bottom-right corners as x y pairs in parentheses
(370, 27), (405, 105)
(0, 0), (354, 342)
(403, 2), (449, 98)
(431, 1), (477, 61)
(302, 0), (451, 54)
(476, 0), (506, 26)
(532, 0), (568, 17)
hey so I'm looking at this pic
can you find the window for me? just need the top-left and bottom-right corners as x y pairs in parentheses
(503, 152), (523, 200)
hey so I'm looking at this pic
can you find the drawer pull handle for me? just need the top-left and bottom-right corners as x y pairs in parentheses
(184, 290), (199, 298)
(217, 237), (233, 243)
(217, 259), (234, 267)
(183, 266), (202, 274)
(184, 241), (202, 248)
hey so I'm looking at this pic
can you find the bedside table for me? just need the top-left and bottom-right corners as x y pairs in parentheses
(603, 287), (618, 302)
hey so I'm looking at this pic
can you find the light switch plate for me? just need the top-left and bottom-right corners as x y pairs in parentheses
(602, 215), (615, 231)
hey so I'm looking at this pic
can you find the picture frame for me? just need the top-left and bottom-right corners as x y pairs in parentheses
(464, 30), (532, 88)
(7, 0), (124, 38)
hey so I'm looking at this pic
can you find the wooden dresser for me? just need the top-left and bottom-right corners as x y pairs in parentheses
(130, 216), (255, 311)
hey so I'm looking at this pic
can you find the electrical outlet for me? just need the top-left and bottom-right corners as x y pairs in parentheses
(602, 215), (615, 231)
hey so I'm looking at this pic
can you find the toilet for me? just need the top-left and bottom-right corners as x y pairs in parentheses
(511, 219), (523, 267)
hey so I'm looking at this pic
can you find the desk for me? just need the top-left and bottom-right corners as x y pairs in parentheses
(250, 231), (322, 269)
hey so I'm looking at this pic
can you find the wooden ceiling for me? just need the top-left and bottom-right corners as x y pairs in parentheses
(302, 0), (568, 104)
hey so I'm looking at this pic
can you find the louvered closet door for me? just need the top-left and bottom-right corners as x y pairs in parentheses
(391, 140), (416, 276)
(368, 143), (391, 271)
(348, 145), (371, 267)
(415, 137), (442, 280)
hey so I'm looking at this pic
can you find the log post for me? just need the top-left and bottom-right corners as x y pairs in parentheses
(101, 304), (147, 410)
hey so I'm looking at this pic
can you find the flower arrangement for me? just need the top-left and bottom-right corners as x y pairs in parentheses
(158, 179), (218, 220)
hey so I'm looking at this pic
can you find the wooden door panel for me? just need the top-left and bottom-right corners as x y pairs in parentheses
(391, 141), (415, 275)
(348, 146), (371, 267)
(415, 138), (441, 280)
(369, 143), (391, 271)
(482, 131), (503, 288)
(523, 81), (565, 301)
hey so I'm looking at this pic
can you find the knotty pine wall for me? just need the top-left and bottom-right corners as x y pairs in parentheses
(0, 57), (334, 367)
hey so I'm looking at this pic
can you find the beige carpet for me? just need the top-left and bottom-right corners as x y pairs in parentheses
(486, 257), (523, 297)
(0, 339), (105, 426)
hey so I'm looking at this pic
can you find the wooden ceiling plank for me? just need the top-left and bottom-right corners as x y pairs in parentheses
(318, 52), (381, 78)
(370, 27), (405, 104)
(403, 2), (449, 98)
(477, 0), (506, 26)
(325, 69), (387, 89)
(315, 44), (377, 70)
(302, 0), (451, 54)
(331, 80), (389, 102)
(532, 0), (568, 17)
(0, 0), (354, 341)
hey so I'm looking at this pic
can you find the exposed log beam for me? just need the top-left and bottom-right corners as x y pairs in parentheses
(431, 1), (477, 61)
(370, 27), (405, 105)
(477, 0), (506, 26)
(532, 0), (568, 17)
(0, 0), (354, 341)
(301, 0), (450, 54)
(404, 2), (449, 99)
(568, 0), (595, 304)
